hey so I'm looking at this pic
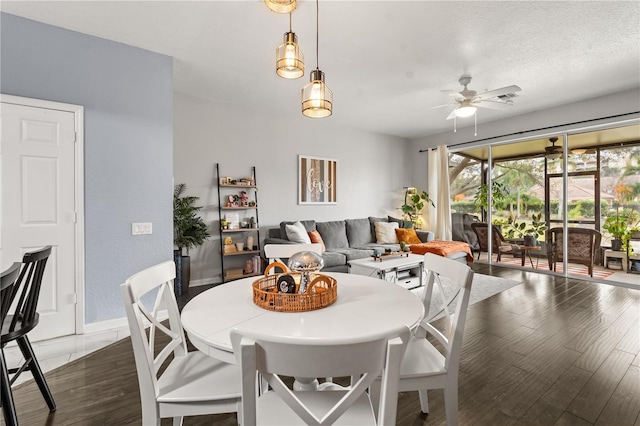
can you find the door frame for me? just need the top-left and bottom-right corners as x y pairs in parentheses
(1, 93), (85, 334)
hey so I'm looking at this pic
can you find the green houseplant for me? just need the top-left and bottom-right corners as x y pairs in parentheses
(474, 181), (507, 222)
(401, 188), (434, 229)
(174, 183), (210, 294)
(603, 210), (628, 251)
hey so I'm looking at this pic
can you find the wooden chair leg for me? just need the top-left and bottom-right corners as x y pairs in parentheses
(1, 350), (18, 426)
(17, 336), (56, 411)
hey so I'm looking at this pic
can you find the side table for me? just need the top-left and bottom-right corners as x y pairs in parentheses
(604, 249), (627, 272)
(520, 245), (542, 268)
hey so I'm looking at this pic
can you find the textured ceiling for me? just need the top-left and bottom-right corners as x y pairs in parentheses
(2, 1), (639, 139)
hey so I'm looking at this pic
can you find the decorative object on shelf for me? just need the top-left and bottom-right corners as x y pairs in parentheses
(301, 0), (333, 118)
(287, 250), (325, 294)
(236, 242), (245, 251)
(173, 183), (210, 295)
(249, 216), (256, 228)
(276, 13), (304, 79)
(244, 259), (255, 275)
(264, 0), (296, 14)
(252, 261), (337, 312)
(246, 235), (255, 251)
(401, 187), (434, 229)
(298, 155), (337, 204)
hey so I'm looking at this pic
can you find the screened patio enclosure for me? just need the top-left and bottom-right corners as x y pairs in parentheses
(448, 122), (640, 283)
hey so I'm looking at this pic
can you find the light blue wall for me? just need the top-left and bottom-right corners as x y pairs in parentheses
(1, 13), (174, 324)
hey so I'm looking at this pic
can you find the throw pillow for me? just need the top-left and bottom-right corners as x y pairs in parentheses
(395, 228), (422, 245)
(375, 221), (399, 244)
(285, 221), (312, 244)
(388, 215), (414, 229)
(308, 230), (326, 252)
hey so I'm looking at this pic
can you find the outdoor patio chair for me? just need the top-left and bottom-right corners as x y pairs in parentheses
(470, 223), (518, 262)
(546, 227), (602, 277)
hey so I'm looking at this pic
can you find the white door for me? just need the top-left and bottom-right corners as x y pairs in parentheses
(1, 101), (78, 341)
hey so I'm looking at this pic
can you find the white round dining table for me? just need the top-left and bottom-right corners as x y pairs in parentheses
(181, 272), (424, 365)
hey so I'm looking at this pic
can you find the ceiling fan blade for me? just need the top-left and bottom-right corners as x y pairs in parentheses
(476, 101), (512, 110)
(441, 90), (465, 100)
(475, 85), (522, 100)
(446, 108), (458, 120)
(428, 103), (452, 110)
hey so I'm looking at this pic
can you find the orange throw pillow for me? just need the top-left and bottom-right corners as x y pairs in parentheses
(308, 230), (326, 252)
(395, 228), (422, 245)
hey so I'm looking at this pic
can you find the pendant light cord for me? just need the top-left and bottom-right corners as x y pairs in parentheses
(315, 0), (319, 70)
(289, 11), (292, 32)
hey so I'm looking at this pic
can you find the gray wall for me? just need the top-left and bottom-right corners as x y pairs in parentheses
(174, 93), (411, 284)
(0, 13), (174, 324)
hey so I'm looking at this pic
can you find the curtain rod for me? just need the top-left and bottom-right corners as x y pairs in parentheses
(418, 111), (639, 152)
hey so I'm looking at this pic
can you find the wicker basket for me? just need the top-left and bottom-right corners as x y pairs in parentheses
(252, 262), (337, 312)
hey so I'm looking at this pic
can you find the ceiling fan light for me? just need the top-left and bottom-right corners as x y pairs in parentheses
(571, 148), (587, 154)
(302, 69), (333, 118)
(265, 0), (296, 13)
(546, 152), (562, 160)
(276, 32), (304, 79)
(455, 104), (477, 118)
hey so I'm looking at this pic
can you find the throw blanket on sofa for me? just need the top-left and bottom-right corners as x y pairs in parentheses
(410, 240), (474, 262)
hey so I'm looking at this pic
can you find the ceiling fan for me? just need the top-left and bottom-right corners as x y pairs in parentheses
(440, 75), (522, 120)
(545, 137), (563, 159)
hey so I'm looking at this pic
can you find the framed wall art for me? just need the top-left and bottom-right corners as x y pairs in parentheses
(298, 155), (338, 205)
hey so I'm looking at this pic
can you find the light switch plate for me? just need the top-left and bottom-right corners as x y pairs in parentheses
(132, 222), (152, 235)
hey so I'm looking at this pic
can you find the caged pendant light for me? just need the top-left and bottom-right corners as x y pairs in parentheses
(276, 13), (304, 79)
(265, 0), (296, 14)
(301, 0), (332, 118)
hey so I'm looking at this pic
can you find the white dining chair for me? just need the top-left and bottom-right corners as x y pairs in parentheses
(120, 261), (241, 426)
(371, 253), (474, 426)
(231, 325), (410, 425)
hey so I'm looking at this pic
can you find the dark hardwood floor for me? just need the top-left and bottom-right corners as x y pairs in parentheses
(4, 264), (639, 425)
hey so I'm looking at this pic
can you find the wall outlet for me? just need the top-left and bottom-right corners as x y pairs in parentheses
(132, 222), (152, 235)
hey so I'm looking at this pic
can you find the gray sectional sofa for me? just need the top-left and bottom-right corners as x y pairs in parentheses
(264, 217), (435, 272)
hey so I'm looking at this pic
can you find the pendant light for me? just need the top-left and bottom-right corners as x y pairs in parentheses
(301, 0), (333, 118)
(276, 13), (304, 79)
(265, 0), (296, 14)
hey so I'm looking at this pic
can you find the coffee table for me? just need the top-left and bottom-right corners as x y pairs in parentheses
(348, 253), (424, 290)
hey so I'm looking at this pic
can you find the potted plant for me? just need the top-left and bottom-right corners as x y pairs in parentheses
(603, 210), (628, 251)
(524, 212), (547, 246)
(474, 181), (507, 222)
(401, 188), (434, 229)
(174, 183), (210, 295)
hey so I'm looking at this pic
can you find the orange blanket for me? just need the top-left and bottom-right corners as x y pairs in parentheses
(410, 240), (474, 263)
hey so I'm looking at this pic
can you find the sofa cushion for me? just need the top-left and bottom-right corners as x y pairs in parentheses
(331, 248), (372, 261)
(308, 230), (326, 252)
(321, 251), (347, 269)
(279, 220), (316, 240)
(375, 221), (399, 244)
(285, 221), (312, 244)
(388, 215), (414, 229)
(395, 228), (422, 244)
(345, 218), (375, 246)
(368, 216), (388, 239)
(316, 220), (350, 249)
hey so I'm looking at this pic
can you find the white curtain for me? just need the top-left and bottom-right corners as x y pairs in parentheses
(427, 145), (452, 240)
